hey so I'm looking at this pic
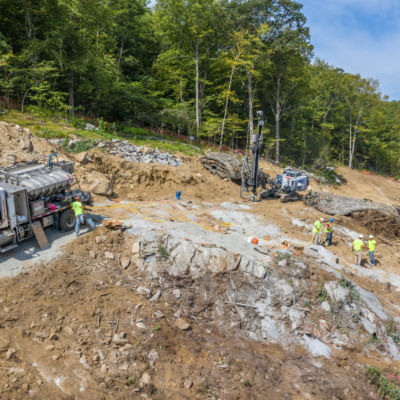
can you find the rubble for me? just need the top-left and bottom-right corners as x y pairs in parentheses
(109, 140), (181, 167)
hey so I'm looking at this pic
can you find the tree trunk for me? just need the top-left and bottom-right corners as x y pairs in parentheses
(349, 109), (363, 169)
(348, 109), (353, 168)
(21, 88), (31, 113)
(247, 70), (253, 148)
(68, 45), (75, 118)
(68, 68), (75, 118)
(275, 113), (280, 163)
(302, 119), (311, 168)
(195, 41), (200, 138)
(117, 41), (124, 69)
(219, 65), (235, 151)
(274, 76), (281, 163)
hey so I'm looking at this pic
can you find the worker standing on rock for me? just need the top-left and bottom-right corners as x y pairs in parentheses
(323, 218), (334, 247)
(312, 218), (324, 245)
(368, 235), (376, 266)
(352, 234), (364, 266)
(71, 195), (96, 237)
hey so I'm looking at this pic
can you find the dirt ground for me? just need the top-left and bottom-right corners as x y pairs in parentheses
(2, 122), (400, 399)
(0, 228), (382, 400)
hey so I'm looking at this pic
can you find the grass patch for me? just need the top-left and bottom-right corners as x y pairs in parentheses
(367, 366), (400, 399)
(152, 325), (161, 332)
(366, 333), (380, 345)
(0, 109), (205, 157)
(127, 376), (136, 385)
(318, 286), (328, 303)
(61, 138), (97, 153)
(157, 243), (169, 260)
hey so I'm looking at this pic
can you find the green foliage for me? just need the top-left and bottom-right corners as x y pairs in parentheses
(158, 243), (169, 260)
(386, 319), (400, 344)
(152, 325), (161, 332)
(367, 366), (400, 399)
(61, 138), (97, 154)
(318, 287), (328, 303)
(0, 0), (399, 177)
(313, 167), (341, 186)
(338, 276), (361, 303)
(242, 379), (251, 387)
(127, 376), (136, 385)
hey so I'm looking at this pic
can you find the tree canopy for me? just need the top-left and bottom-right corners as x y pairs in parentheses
(1, 0), (399, 176)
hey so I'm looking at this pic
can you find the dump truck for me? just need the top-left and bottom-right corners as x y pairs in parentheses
(0, 154), (92, 253)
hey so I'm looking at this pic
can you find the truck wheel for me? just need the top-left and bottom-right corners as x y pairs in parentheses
(59, 209), (76, 231)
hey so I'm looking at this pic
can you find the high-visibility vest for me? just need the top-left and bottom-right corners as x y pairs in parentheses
(313, 220), (322, 234)
(353, 239), (363, 252)
(368, 239), (376, 252)
(325, 222), (333, 233)
(71, 201), (84, 216)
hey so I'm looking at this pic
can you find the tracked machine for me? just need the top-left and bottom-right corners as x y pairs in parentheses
(240, 111), (309, 202)
(0, 154), (91, 253)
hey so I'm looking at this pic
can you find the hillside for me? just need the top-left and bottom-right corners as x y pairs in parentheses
(1, 121), (400, 399)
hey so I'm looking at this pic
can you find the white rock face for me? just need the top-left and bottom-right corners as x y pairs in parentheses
(303, 335), (332, 358)
(324, 281), (350, 303)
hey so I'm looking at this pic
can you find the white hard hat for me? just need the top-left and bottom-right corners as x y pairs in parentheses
(369, 234), (374, 239)
(320, 217), (324, 221)
(359, 234), (363, 238)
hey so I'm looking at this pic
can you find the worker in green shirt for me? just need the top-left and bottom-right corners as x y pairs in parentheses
(71, 195), (95, 237)
(368, 235), (376, 266)
(352, 234), (364, 266)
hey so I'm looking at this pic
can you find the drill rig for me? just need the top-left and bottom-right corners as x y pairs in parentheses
(240, 111), (309, 202)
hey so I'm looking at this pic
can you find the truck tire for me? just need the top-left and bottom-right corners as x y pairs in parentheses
(59, 209), (76, 231)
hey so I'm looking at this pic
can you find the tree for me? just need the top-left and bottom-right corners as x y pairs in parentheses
(155, 0), (224, 137)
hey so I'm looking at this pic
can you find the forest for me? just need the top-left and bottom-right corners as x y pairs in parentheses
(1, 0), (400, 175)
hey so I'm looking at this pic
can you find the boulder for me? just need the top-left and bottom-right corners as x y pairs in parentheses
(81, 171), (112, 196)
(74, 152), (91, 165)
(175, 318), (191, 331)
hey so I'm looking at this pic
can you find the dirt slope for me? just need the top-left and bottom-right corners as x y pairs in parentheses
(0, 228), (382, 399)
(2, 122), (400, 399)
(316, 166), (400, 205)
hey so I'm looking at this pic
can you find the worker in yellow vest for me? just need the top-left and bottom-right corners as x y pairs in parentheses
(323, 217), (334, 246)
(312, 218), (324, 245)
(352, 234), (364, 266)
(71, 195), (96, 237)
(368, 235), (376, 266)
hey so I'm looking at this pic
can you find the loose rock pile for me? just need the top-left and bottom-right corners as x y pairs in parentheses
(50, 138), (182, 166)
(108, 139), (181, 166)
